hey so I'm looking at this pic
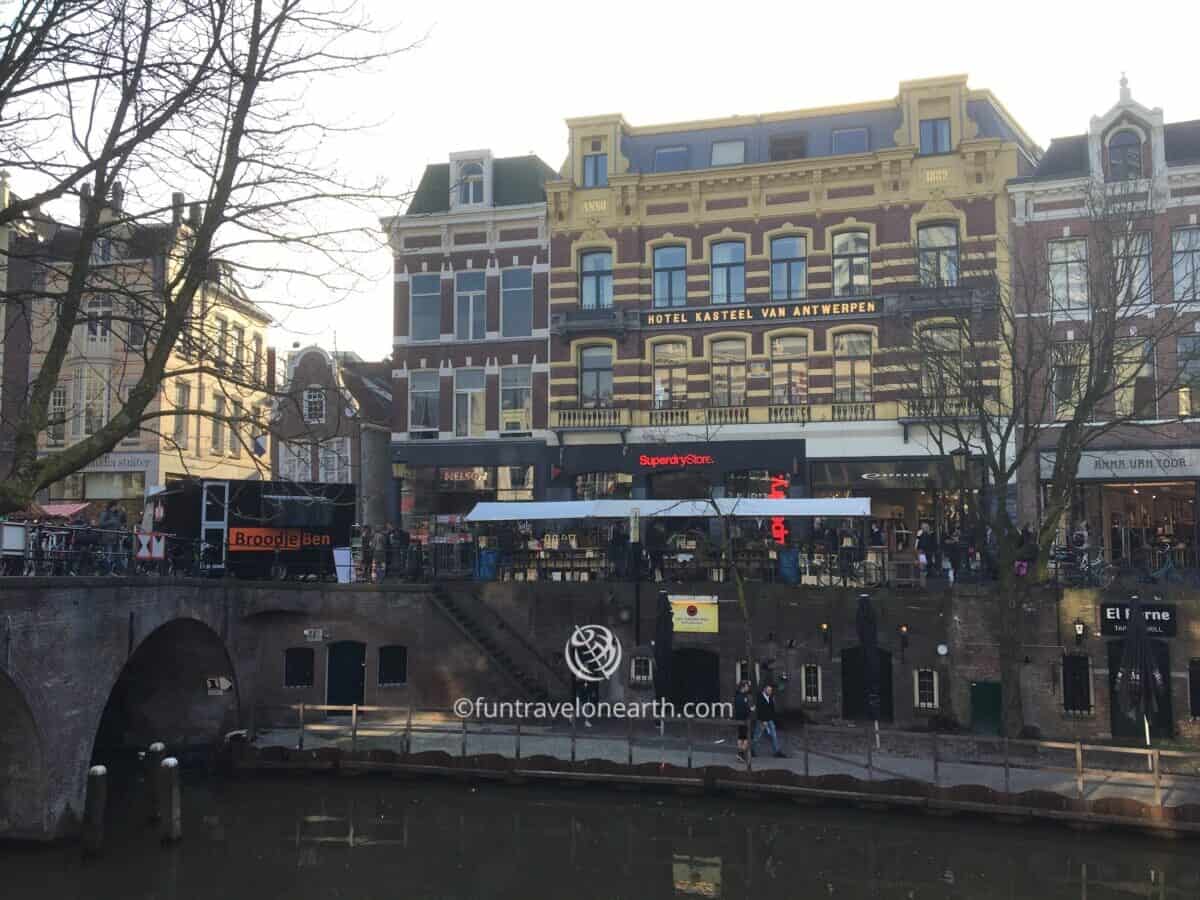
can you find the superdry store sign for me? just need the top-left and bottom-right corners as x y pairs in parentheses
(638, 453), (715, 469)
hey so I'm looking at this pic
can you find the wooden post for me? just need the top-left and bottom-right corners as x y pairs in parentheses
(802, 725), (810, 778)
(404, 705), (413, 756)
(146, 741), (165, 822)
(1152, 749), (1162, 809)
(932, 733), (939, 787)
(297, 703), (305, 751)
(460, 715), (468, 758)
(350, 704), (358, 754)
(158, 757), (182, 843)
(866, 727), (873, 782)
(515, 719), (521, 761)
(1075, 741), (1084, 801)
(685, 718), (693, 770)
(82, 765), (107, 856)
(1002, 737), (1011, 797)
(627, 713), (634, 767)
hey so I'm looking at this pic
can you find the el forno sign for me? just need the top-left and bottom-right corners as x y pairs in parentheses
(1099, 602), (1177, 637)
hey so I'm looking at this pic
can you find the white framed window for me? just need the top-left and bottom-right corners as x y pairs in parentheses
(913, 669), (940, 711)
(279, 441), (311, 482)
(230, 400), (243, 457)
(211, 396), (225, 453)
(831, 128), (869, 155)
(711, 139), (745, 166)
(410, 274), (442, 342)
(173, 381), (191, 448)
(501, 267), (533, 337)
(215, 317), (229, 368)
(72, 366), (109, 437)
(232, 324), (246, 375)
(1049, 238), (1089, 311)
(630, 657), (653, 684)
(85, 295), (112, 346)
(252, 334), (264, 384)
(801, 663), (822, 704)
(734, 659), (761, 686)
(48, 385), (67, 446)
(454, 368), (485, 437)
(459, 161), (484, 205)
(500, 366), (532, 434)
(455, 271), (486, 341)
(303, 386), (326, 424)
(409, 370), (439, 434)
(1114, 231), (1152, 306)
(319, 437), (350, 482)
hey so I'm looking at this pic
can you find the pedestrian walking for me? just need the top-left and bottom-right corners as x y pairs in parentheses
(734, 679), (752, 763)
(753, 683), (786, 757)
(359, 525), (373, 583)
(371, 526), (388, 582)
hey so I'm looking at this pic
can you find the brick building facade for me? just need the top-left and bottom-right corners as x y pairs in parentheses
(543, 77), (1038, 550)
(382, 151), (556, 537)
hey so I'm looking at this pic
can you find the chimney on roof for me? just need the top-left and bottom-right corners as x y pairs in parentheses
(188, 201), (202, 228)
(111, 181), (124, 213)
(172, 192), (185, 226)
(79, 182), (92, 222)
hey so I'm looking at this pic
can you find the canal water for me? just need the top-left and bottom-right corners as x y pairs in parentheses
(4, 774), (1198, 898)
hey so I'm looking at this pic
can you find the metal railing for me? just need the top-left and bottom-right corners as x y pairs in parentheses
(550, 407), (631, 429)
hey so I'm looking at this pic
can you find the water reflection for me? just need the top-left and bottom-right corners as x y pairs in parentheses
(4, 775), (1199, 899)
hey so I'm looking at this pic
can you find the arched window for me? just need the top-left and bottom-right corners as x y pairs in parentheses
(917, 224), (959, 288)
(579, 345), (613, 408)
(832, 231), (870, 297)
(833, 332), (872, 403)
(653, 342), (688, 408)
(711, 241), (745, 304)
(710, 339), (746, 407)
(580, 251), (613, 309)
(653, 246), (687, 308)
(459, 162), (483, 204)
(1108, 130), (1142, 182)
(770, 335), (808, 405)
(771, 236), (807, 301)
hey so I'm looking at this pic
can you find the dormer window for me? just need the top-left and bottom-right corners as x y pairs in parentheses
(459, 162), (484, 204)
(1108, 130), (1142, 182)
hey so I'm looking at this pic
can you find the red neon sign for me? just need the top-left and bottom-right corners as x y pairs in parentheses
(769, 473), (789, 545)
(638, 453), (715, 469)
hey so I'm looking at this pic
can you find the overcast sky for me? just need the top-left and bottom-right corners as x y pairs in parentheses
(280, 0), (1195, 361)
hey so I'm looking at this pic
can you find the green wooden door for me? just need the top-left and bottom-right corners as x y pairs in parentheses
(970, 681), (1002, 735)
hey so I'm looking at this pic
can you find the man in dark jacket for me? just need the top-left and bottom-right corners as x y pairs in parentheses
(733, 680), (752, 763)
(752, 683), (785, 757)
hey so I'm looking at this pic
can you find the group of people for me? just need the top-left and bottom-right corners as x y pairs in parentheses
(358, 523), (415, 582)
(733, 680), (785, 762)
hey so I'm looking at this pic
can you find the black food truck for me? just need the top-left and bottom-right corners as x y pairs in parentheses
(151, 478), (356, 579)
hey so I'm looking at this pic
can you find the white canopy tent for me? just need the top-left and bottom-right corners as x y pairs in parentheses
(464, 497), (870, 522)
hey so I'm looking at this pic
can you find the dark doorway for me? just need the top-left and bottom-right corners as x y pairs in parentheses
(1107, 639), (1173, 740)
(840, 646), (894, 722)
(970, 681), (1002, 735)
(670, 648), (720, 705)
(327, 641), (366, 709)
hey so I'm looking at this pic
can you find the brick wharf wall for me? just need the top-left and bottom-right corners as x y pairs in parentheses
(390, 219), (549, 435)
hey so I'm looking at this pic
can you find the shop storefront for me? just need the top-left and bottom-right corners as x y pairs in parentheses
(1040, 450), (1200, 568)
(43, 451), (157, 521)
(809, 457), (985, 553)
(393, 438), (547, 539)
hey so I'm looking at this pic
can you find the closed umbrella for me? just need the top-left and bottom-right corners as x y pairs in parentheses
(1113, 594), (1166, 752)
(855, 593), (881, 722)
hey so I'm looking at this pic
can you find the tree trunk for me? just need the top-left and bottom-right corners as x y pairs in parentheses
(994, 558), (1028, 737)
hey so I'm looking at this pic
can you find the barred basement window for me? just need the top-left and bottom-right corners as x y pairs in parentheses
(378, 645), (408, 686)
(284, 647), (315, 688)
(630, 657), (653, 684)
(1062, 654), (1093, 715)
(913, 669), (939, 710)
(801, 663), (822, 704)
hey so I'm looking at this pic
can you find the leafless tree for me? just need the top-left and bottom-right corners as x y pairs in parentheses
(0, 0), (411, 513)
(902, 179), (1194, 735)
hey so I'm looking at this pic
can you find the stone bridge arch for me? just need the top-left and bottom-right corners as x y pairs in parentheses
(0, 668), (48, 840)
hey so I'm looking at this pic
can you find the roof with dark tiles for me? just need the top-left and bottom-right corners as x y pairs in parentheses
(406, 155), (557, 216)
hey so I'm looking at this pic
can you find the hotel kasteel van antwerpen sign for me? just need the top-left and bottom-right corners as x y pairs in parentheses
(643, 299), (878, 328)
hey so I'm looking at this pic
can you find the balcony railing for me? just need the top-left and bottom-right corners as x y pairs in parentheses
(551, 407), (631, 430)
(831, 402), (876, 422)
(901, 396), (975, 420)
(550, 307), (639, 336)
(705, 406), (750, 426)
(769, 404), (813, 425)
(648, 407), (690, 428)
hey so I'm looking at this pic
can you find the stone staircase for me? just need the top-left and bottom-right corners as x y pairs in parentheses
(429, 587), (566, 702)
